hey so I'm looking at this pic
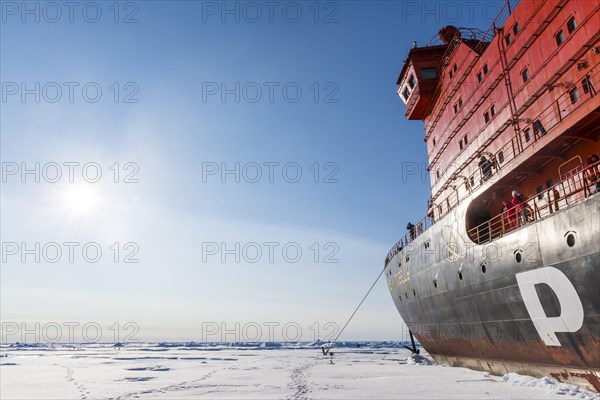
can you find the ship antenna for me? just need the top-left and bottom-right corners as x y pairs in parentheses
(321, 267), (386, 356)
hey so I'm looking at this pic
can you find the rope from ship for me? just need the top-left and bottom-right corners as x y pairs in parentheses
(321, 267), (386, 356)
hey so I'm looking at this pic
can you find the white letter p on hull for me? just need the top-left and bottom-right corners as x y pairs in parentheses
(516, 266), (584, 346)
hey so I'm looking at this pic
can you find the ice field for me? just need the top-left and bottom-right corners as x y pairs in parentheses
(1, 342), (598, 400)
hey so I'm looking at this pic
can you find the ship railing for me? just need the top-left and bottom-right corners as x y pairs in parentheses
(384, 214), (435, 267)
(440, 0), (516, 65)
(468, 160), (600, 245)
(429, 0), (517, 47)
(473, 0), (516, 52)
(431, 62), (600, 223)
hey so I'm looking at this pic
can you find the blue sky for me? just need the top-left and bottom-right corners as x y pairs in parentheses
(1, 1), (505, 342)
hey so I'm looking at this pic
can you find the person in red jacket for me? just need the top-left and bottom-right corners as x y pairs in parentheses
(511, 190), (524, 228)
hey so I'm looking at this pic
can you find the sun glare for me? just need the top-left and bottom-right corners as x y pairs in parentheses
(62, 185), (100, 215)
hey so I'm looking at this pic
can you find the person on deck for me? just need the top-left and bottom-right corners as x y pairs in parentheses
(501, 200), (510, 228)
(427, 197), (435, 223)
(407, 222), (416, 240)
(506, 198), (517, 229)
(511, 190), (525, 227)
(479, 156), (493, 182)
(585, 154), (600, 193)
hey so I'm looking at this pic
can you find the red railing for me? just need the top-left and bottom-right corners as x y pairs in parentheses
(467, 160), (600, 244)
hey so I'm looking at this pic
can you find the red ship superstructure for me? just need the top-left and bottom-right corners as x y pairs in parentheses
(386, 0), (600, 391)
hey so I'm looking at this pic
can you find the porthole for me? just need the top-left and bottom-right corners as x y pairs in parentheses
(399, 295), (402, 302)
(566, 233), (576, 247)
(413, 289), (416, 296)
(515, 252), (522, 263)
(406, 256), (410, 262)
(481, 264), (487, 273)
(458, 272), (463, 280)
(433, 280), (438, 288)
(405, 292), (408, 299)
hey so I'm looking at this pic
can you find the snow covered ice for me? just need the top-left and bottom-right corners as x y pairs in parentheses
(1, 342), (598, 400)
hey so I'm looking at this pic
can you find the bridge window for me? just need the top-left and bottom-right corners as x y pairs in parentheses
(402, 87), (411, 101)
(490, 105), (496, 116)
(505, 33), (512, 46)
(512, 22), (520, 36)
(524, 128), (532, 142)
(408, 74), (416, 89)
(477, 71), (482, 83)
(498, 151), (504, 164)
(522, 68), (529, 82)
(567, 16), (577, 34)
(483, 64), (488, 75)
(421, 68), (437, 79)
(484, 111), (490, 124)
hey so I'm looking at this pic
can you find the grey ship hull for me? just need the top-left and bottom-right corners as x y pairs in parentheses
(386, 194), (600, 391)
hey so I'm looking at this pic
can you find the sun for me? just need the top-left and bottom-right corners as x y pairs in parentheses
(61, 185), (100, 215)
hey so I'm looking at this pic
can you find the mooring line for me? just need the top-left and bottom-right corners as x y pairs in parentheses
(322, 267), (387, 355)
